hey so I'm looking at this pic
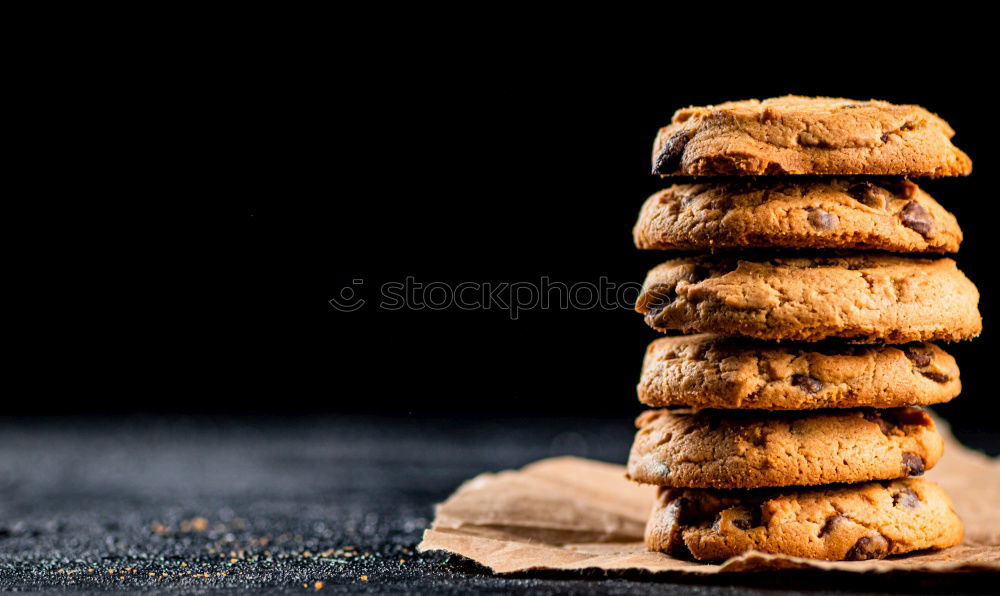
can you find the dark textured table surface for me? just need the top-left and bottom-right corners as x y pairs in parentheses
(0, 415), (996, 593)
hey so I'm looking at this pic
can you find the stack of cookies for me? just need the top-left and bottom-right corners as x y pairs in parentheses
(626, 96), (981, 562)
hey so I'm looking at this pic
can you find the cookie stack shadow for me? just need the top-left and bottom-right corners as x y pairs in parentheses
(627, 96), (981, 562)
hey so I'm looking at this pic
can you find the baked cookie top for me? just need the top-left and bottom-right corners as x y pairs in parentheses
(627, 407), (943, 489)
(633, 178), (961, 253)
(645, 478), (962, 561)
(635, 254), (981, 343)
(652, 96), (971, 177)
(639, 334), (959, 410)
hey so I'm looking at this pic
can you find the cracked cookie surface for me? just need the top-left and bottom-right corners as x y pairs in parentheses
(634, 178), (961, 253)
(635, 254), (981, 343)
(627, 407), (943, 489)
(645, 478), (963, 561)
(652, 96), (971, 177)
(639, 334), (960, 410)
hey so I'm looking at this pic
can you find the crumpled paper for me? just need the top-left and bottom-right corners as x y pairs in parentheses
(419, 422), (1000, 574)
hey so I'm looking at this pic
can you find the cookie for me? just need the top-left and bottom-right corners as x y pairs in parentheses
(639, 334), (960, 410)
(627, 407), (943, 489)
(635, 254), (981, 343)
(645, 478), (963, 561)
(633, 178), (961, 253)
(652, 96), (971, 177)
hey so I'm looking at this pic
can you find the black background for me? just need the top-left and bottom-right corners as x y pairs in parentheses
(16, 39), (999, 443)
(5, 22), (1000, 593)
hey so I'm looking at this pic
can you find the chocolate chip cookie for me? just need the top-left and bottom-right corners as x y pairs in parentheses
(627, 407), (943, 489)
(645, 478), (963, 561)
(634, 178), (961, 253)
(635, 254), (981, 343)
(639, 334), (959, 410)
(652, 96), (971, 177)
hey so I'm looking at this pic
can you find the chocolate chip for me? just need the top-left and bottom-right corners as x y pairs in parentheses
(891, 407), (932, 427)
(863, 410), (892, 436)
(880, 132), (891, 143)
(899, 201), (934, 238)
(921, 371), (951, 383)
(893, 488), (922, 509)
(653, 130), (691, 174)
(672, 497), (695, 524)
(902, 452), (925, 476)
(730, 505), (763, 530)
(845, 534), (889, 560)
(819, 514), (847, 537)
(806, 207), (838, 230)
(879, 409), (900, 425)
(881, 178), (917, 200)
(791, 374), (824, 394)
(903, 347), (932, 367)
(846, 182), (888, 209)
(874, 418), (892, 435)
(670, 494), (721, 530)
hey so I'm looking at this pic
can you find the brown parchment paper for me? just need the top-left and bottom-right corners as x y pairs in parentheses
(418, 422), (1000, 574)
